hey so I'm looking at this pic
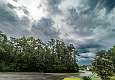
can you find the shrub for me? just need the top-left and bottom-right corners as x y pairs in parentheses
(82, 76), (91, 80)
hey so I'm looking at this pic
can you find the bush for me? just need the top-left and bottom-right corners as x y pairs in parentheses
(82, 76), (91, 80)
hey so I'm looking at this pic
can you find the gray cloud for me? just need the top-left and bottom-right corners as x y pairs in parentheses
(0, 1), (32, 37)
(78, 58), (92, 65)
(55, 0), (115, 60)
(85, 0), (115, 13)
(31, 18), (58, 40)
(46, 0), (62, 15)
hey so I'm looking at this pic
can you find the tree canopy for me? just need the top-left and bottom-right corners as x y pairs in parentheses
(0, 32), (79, 72)
(92, 50), (114, 80)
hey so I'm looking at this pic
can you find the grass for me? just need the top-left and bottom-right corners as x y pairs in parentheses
(90, 75), (115, 80)
(111, 76), (115, 80)
(63, 73), (115, 80)
(89, 74), (115, 80)
(63, 76), (115, 80)
(64, 78), (80, 80)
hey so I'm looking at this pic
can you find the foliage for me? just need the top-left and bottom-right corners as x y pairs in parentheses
(111, 75), (115, 80)
(92, 50), (114, 80)
(82, 76), (92, 80)
(0, 32), (79, 72)
(47, 39), (79, 72)
(108, 46), (115, 72)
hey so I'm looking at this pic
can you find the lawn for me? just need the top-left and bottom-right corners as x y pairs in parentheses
(63, 73), (115, 80)
(111, 75), (115, 80)
(63, 76), (115, 80)
(90, 75), (115, 80)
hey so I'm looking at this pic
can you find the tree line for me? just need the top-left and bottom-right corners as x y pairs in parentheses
(0, 32), (79, 72)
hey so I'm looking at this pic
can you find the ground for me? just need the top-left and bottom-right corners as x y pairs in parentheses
(0, 72), (115, 80)
(0, 72), (80, 80)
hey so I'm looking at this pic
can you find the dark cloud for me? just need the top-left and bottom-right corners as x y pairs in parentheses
(66, 8), (79, 25)
(47, 0), (62, 14)
(65, 8), (95, 37)
(78, 41), (102, 61)
(79, 44), (103, 49)
(0, 3), (19, 33)
(86, 0), (115, 13)
(23, 8), (29, 15)
(103, 0), (115, 13)
(0, 1), (32, 37)
(7, 2), (30, 16)
(0, 5), (18, 22)
(7, 3), (16, 9)
(13, 0), (18, 2)
(31, 18), (58, 40)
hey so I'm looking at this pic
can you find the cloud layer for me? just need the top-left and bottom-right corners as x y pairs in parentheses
(0, 0), (115, 64)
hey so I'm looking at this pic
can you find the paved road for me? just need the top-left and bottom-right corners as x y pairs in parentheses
(80, 71), (92, 77)
(0, 72), (80, 80)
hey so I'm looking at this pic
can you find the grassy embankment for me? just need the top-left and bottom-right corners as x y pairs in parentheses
(64, 76), (115, 80)
(111, 74), (115, 80)
(63, 72), (115, 80)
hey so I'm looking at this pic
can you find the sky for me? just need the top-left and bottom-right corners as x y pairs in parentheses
(0, 0), (115, 64)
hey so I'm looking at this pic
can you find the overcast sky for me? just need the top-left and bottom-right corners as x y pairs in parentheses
(0, 0), (115, 64)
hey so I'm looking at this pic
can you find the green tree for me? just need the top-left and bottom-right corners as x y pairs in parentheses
(108, 46), (115, 72)
(10, 36), (47, 72)
(92, 51), (114, 80)
(47, 39), (79, 72)
(0, 32), (79, 72)
(0, 32), (15, 71)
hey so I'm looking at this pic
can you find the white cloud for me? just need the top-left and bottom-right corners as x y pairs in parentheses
(8, 0), (48, 21)
(59, 0), (80, 11)
(80, 52), (96, 58)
